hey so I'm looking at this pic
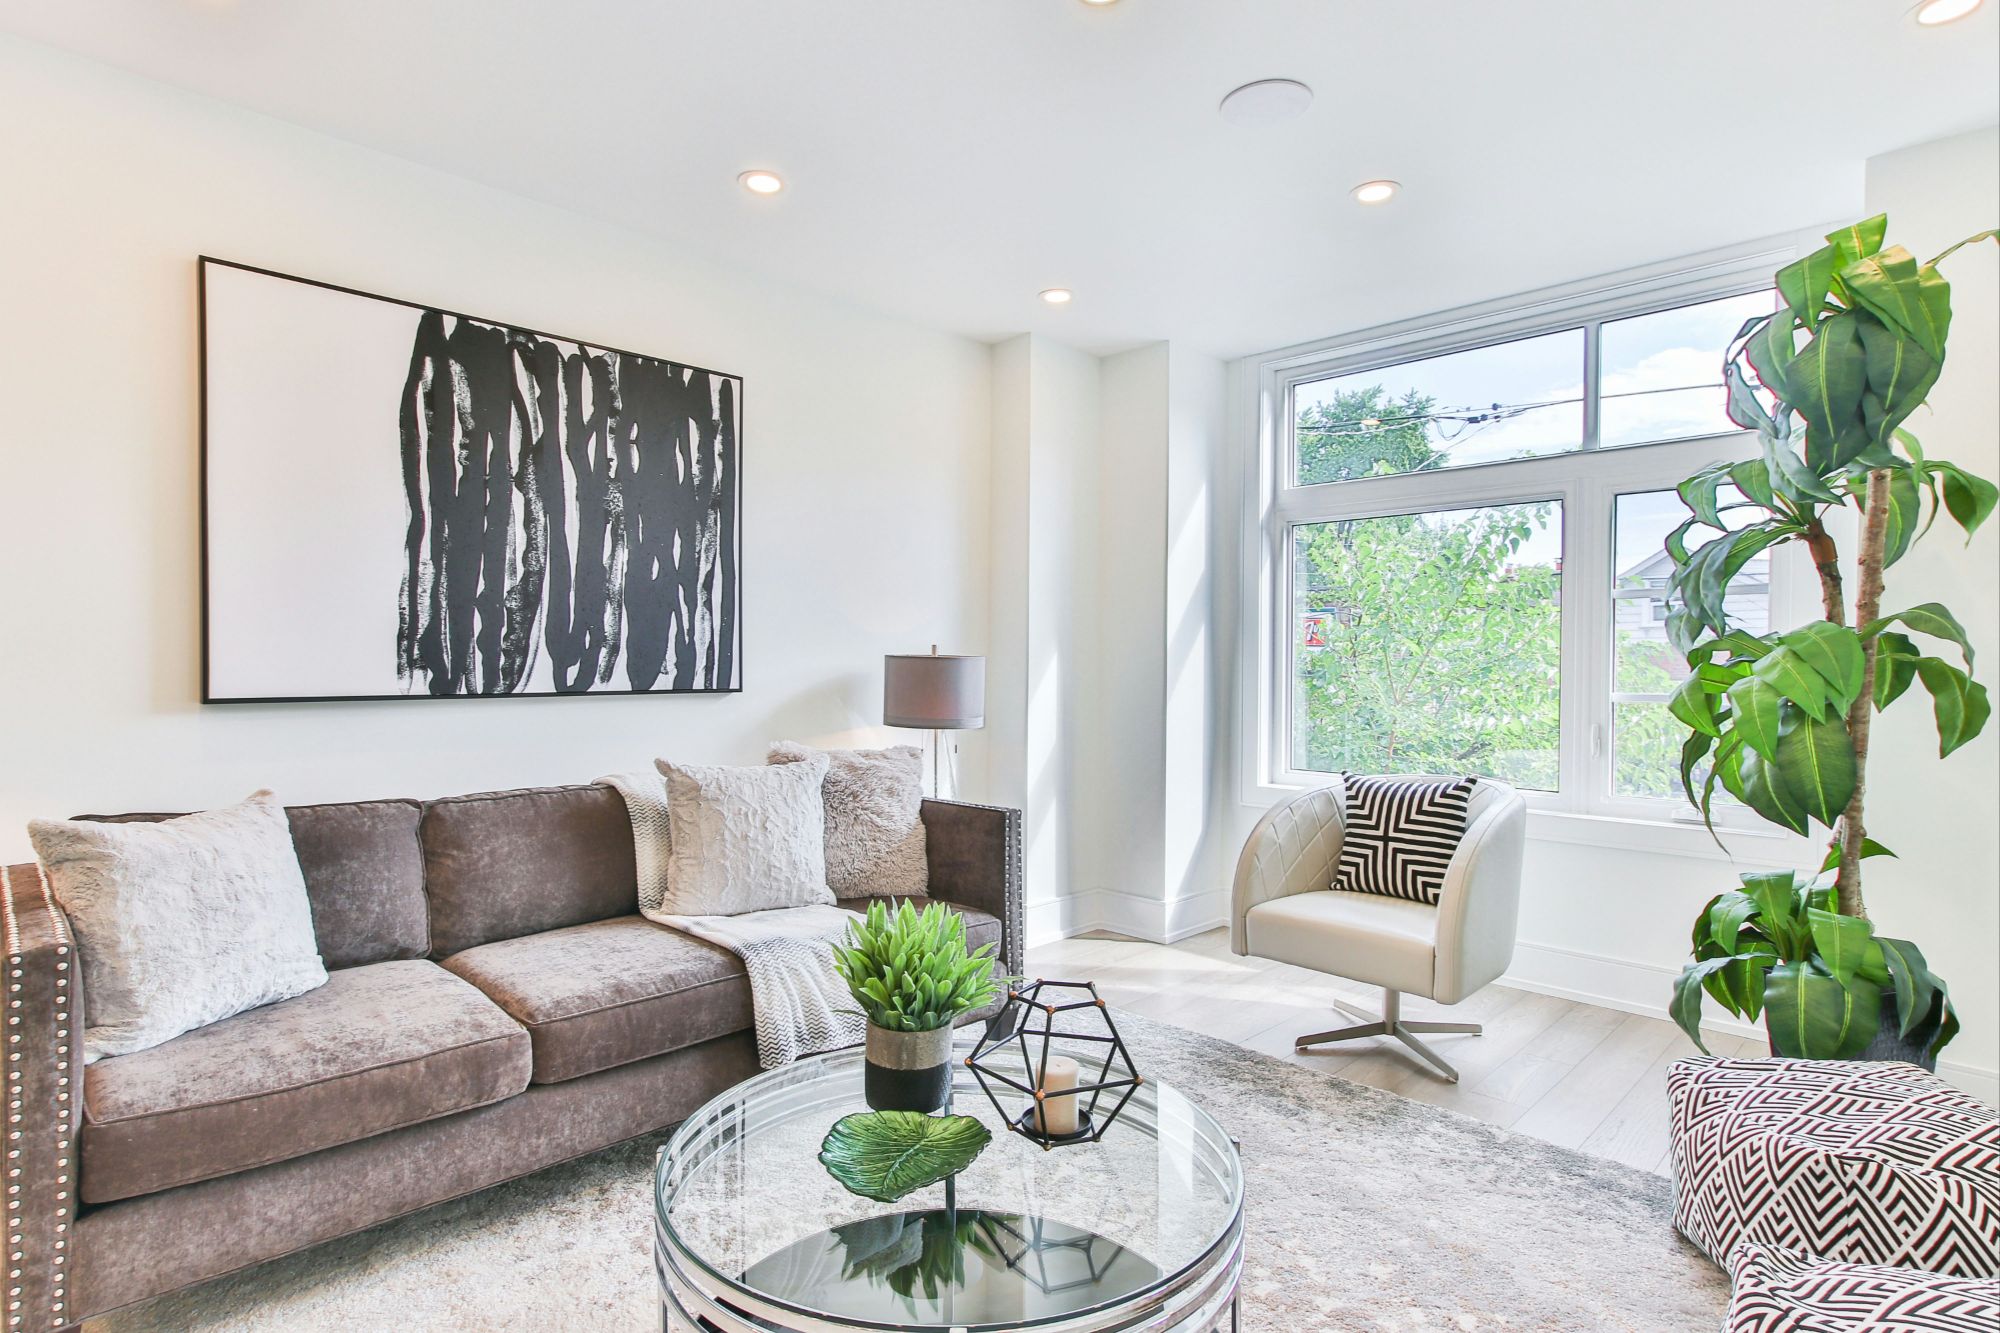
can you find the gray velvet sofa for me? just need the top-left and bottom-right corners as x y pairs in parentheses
(0, 783), (1022, 1329)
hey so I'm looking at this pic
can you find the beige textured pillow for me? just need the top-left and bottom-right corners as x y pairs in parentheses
(769, 742), (928, 898)
(28, 791), (328, 1062)
(654, 754), (835, 916)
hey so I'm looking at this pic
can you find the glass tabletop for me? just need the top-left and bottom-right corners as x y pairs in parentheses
(655, 1036), (1242, 1332)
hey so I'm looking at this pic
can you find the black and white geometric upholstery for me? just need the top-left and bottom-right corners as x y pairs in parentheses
(1724, 1242), (2000, 1332)
(1331, 773), (1476, 905)
(1669, 1058), (2000, 1278)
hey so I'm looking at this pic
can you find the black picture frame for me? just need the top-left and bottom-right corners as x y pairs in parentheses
(198, 257), (744, 704)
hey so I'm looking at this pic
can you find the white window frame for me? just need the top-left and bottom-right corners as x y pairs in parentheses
(1235, 233), (1830, 857)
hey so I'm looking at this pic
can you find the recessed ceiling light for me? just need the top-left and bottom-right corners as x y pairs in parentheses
(1079, 0), (1121, 6)
(737, 170), (784, 195)
(1914, 0), (1982, 23)
(1039, 288), (1074, 306)
(1351, 179), (1401, 205)
(1218, 79), (1314, 128)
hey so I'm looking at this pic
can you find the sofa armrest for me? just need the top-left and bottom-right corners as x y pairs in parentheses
(920, 800), (1023, 979)
(1, 862), (80, 1330)
(1231, 785), (1346, 956)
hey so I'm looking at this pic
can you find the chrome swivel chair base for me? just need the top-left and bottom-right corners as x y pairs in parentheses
(1294, 989), (1480, 1083)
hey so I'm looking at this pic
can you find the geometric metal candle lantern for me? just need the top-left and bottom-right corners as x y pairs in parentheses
(965, 979), (1142, 1150)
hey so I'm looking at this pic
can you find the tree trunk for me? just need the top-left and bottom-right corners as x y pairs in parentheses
(1803, 518), (1847, 625)
(1835, 469), (1892, 919)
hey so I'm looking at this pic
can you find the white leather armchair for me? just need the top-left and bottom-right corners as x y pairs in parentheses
(1231, 775), (1527, 1082)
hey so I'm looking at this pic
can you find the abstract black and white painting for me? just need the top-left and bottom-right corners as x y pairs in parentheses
(200, 259), (741, 701)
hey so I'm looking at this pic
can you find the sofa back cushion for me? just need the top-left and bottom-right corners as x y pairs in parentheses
(421, 785), (637, 958)
(77, 799), (428, 969)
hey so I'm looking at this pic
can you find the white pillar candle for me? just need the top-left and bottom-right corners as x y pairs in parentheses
(1034, 1055), (1081, 1136)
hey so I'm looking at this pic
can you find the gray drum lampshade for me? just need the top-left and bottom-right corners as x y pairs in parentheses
(883, 653), (985, 729)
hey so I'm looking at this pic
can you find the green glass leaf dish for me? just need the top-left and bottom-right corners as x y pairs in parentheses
(818, 1111), (992, 1205)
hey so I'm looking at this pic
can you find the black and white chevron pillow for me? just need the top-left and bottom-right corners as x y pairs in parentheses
(1724, 1243), (2000, 1333)
(1332, 774), (1477, 905)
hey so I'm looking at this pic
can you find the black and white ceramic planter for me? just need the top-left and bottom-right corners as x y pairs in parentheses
(864, 1023), (954, 1113)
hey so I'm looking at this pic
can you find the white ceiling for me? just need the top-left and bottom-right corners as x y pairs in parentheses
(4, 0), (1997, 357)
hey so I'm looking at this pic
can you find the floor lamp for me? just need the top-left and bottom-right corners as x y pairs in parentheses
(883, 648), (985, 798)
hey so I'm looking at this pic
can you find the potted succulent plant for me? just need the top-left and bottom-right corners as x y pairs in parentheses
(834, 900), (1003, 1112)
(1665, 215), (1995, 1065)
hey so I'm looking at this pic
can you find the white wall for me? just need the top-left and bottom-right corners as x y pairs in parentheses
(0, 36), (992, 859)
(1856, 127), (1999, 1099)
(986, 334), (1101, 938)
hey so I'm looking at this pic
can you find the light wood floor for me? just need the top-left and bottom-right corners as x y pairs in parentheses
(1025, 928), (1763, 1177)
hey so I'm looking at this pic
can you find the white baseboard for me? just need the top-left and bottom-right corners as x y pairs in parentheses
(1503, 940), (1999, 1106)
(1022, 888), (1227, 949)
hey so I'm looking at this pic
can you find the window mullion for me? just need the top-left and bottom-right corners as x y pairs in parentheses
(1582, 320), (1603, 450)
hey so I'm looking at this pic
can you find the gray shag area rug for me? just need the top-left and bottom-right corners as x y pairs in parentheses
(88, 1014), (1728, 1332)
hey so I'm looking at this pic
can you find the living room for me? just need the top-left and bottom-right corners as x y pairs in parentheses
(0, 3), (1994, 1330)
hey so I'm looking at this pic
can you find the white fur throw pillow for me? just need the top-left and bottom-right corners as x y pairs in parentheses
(28, 791), (328, 1063)
(769, 742), (929, 898)
(655, 754), (836, 916)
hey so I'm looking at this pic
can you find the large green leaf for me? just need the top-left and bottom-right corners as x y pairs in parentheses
(1788, 315), (1874, 472)
(818, 1112), (993, 1204)
(1873, 631), (1921, 709)
(1764, 961), (1880, 1060)
(1678, 729), (1714, 808)
(1869, 465), (1925, 568)
(1929, 460), (1999, 540)
(1805, 908), (1876, 986)
(1874, 936), (1940, 1041)
(1774, 244), (1841, 328)
(1736, 745), (1809, 835)
(1752, 645), (1835, 720)
(1773, 707), (1857, 829)
(1723, 362), (1776, 435)
(1842, 243), (1951, 360)
(1867, 602), (1975, 669)
(1678, 464), (1731, 528)
(1826, 214), (1888, 268)
(1778, 623), (1865, 706)
(1725, 676), (1784, 761)
(1913, 657), (1993, 757)
(1669, 669), (1725, 738)
(1672, 957), (1742, 1050)
(1738, 870), (1807, 957)
(1759, 428), (1842, 504)
(1706, 949), (1774, 1023)
(1853, 314), (1941, 455)
(1818, 837), (1896, 873)
(1704, 890), (1761, 954)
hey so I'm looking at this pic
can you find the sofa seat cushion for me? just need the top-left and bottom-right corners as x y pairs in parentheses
(442, 901), (1004, 1085)
(81, 960), (529, 1204)
(440, 916), (754, 1084)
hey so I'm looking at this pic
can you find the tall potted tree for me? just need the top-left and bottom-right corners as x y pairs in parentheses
(1666, 215), (1996, 1065)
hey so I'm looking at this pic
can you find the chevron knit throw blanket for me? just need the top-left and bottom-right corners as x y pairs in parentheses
(597, 771), (864, 1068)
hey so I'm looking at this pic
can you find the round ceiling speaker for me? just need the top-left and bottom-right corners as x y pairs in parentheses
(1218, 79), (1314, 127)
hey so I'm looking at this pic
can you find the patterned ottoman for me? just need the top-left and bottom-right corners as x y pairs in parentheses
(1723, 1243), (2000, 1333)
(1668, 1058), (1999, 1277)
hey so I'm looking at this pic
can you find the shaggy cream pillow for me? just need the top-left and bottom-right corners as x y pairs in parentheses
(28, 791), (328, 1062)
(655, 754), (836, 916)
(769, 742), (929, 898)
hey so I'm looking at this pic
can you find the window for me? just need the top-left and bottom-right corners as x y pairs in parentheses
(1256, 277), (1795, 825)
(1610, 488), (1771, 800)
(1291, 504), (1563, 789)
(1293, 329), (1584, 484)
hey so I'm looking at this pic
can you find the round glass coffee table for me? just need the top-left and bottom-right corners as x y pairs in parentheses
(654, 1042), (1244, 1332)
